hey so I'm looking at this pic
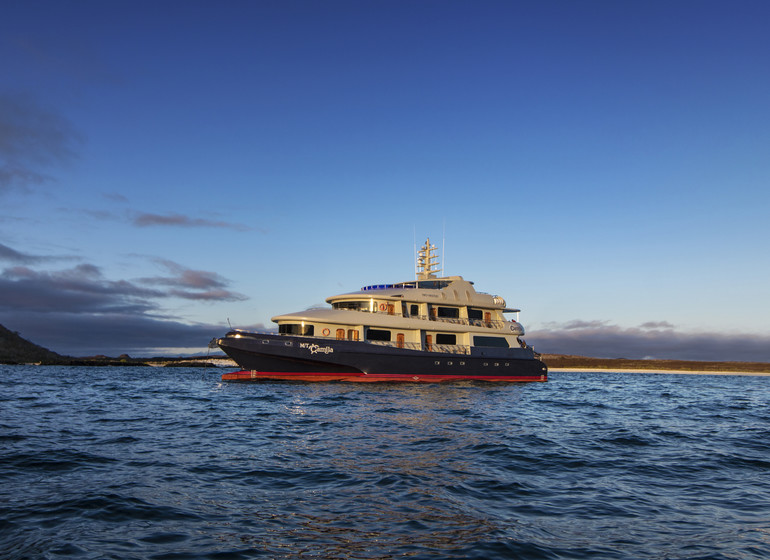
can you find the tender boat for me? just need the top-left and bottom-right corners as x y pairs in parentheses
(217, 239), (547, 382)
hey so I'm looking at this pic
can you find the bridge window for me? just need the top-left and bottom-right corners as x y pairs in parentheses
(333, 301), (371, 312)
(279, 324), (314, 336)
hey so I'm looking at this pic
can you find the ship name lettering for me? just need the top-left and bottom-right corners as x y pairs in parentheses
(300, 342), (334, 354)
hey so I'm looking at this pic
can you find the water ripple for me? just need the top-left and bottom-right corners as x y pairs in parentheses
(1, 366), (768, 559)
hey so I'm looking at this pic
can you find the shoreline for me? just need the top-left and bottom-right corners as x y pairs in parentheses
(550, 368), (770, 376)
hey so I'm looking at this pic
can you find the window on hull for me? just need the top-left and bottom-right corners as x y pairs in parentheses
(279, 324), (314, 336)
(473, 336), (509, 348)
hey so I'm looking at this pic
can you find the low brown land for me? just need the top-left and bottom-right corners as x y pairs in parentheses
(541, 354), (770, 374)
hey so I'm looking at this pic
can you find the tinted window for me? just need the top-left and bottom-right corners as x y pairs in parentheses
(473, 336), (509, 348)
(437, 306), (459, 318)
(366, 329), (391, 342)
(436, 333), (456, 345)
(279, 324), (314, 336)
(467, 308), (483, 320)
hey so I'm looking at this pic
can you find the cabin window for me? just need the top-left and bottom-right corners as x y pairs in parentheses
(366, 329), (391, 342)
(436, 306), (459, 318)
(416, 280), (451, 289)
(436, 333), (456, 345)
(279, 324), (314, 336)
(333, 301), (371, 312)
(473, 336), (509, 348)
(467, 308), (483, 320)
(410, 304), (419, 316)
(336, 329), (345, 340)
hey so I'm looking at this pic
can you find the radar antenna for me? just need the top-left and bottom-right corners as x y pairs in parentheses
(416, 238), (442, 280)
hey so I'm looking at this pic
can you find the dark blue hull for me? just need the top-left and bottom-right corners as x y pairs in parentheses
(217, 331), (548, 382)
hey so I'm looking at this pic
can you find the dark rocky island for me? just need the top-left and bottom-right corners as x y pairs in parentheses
(0, 324), (227, 367)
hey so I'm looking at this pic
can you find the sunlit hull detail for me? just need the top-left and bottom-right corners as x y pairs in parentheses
(222, 371), (547, 383)
(217, 331), (547, 383)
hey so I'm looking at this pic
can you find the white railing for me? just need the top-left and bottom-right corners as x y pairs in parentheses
(338, 309), (508, 330)
(356, 340), (471, 355)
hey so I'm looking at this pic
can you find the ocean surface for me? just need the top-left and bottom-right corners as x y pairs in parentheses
(1, 366), (768, 560)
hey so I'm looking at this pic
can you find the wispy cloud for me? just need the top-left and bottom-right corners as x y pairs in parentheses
(527, 320), (770, 362)
(137, 259), (247, 302)
(0, 243), (44, 264)
(0, 92), (83, 193)
(0, 242), (76, 265)
(132, 212), (251, 231)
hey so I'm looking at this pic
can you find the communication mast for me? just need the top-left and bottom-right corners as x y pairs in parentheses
(416, 238), (441, 280)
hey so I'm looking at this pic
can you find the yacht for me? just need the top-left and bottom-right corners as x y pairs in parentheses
(216, 239), (547, 382)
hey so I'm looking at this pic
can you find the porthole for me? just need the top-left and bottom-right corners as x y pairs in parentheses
(262, 340), (269, 344)
(285, 341), (292, 347)
(434, 361), (441, 365)
(447, 361), (453, 366)
(460, 361), (465, 366)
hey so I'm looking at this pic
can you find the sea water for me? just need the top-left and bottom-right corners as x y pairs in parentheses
(1, 365), (768, 559)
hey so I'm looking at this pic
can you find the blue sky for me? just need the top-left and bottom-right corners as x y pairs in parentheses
(2, 0), (769, 360)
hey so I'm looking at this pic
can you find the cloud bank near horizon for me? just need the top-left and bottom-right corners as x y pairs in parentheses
(0, 245), (252, 355)
(2, 245), (768, 361)
(527, 321), (770, 363)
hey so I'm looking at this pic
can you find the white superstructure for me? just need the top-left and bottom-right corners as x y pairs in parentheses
(271, 239), (529, 355)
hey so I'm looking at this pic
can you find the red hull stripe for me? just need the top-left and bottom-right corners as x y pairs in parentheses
(221, 370), (547, 383)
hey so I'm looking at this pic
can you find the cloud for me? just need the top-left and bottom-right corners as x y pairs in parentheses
(132, 212), (251, 231)
(138, 259), (247, 302)
(0, 243), (45, 264)
(0, 264), (162, 314)
(0, 249), (252, 355)
(103, 192), (129, 203)
(0, 242), (78, 265)
(527, 320), (770, 362)
(0, 92), (83, 193)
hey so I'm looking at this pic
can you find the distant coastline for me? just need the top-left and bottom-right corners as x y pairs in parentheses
(2, 323), (768, 373)
(542, 354), (770, 375)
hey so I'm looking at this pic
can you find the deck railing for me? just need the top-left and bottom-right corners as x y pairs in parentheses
(367, 340), (471, 355)
(341, 309), (509, 330)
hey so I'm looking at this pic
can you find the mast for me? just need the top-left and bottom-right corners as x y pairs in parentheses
(416, 238), (441, 280)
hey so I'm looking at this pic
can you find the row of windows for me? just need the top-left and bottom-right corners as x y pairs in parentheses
(334, 301), (491, 320)
(279, 324), (510, 348)
(360, 280), (452, 291)
(365, 329), (509, 348)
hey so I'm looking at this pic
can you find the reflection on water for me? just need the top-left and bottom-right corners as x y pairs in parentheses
(1, 367), (769, 559)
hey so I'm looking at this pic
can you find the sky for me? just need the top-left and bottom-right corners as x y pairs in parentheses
(1, 0), (769, 361)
